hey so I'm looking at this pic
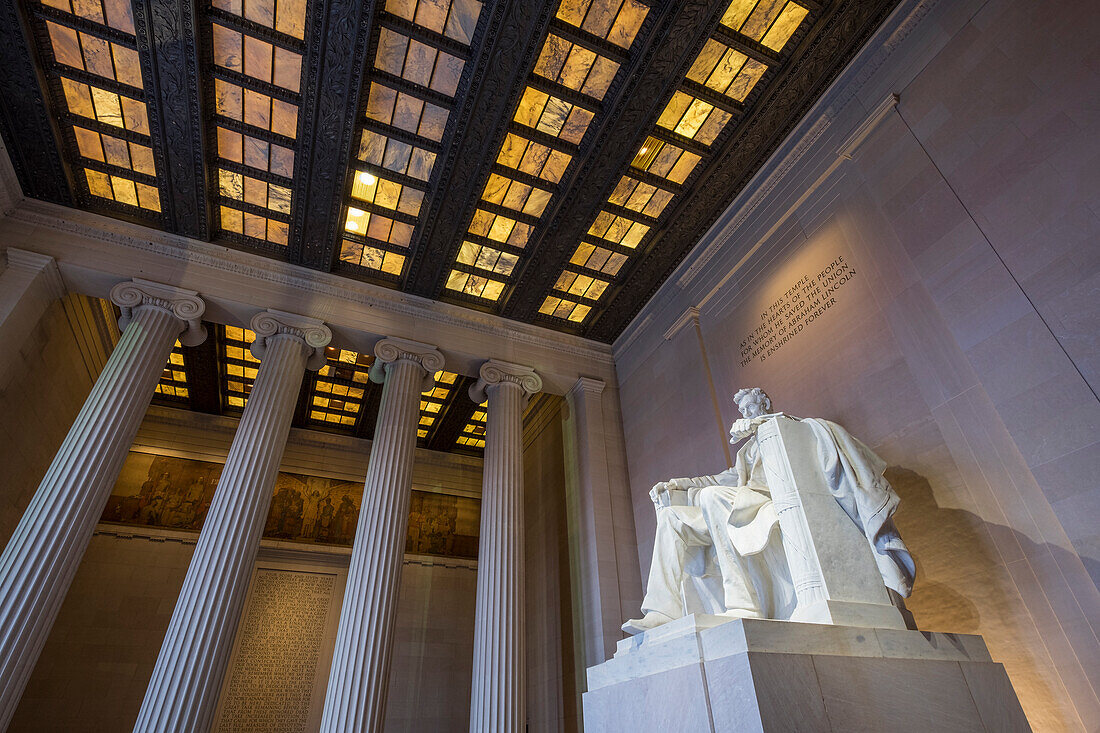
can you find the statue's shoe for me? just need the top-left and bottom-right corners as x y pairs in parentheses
(621, 611), (675, 635)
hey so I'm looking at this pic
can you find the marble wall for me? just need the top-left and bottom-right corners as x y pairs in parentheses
(614, 0), (1099, 730)
(0, 294), (110, 547)
(523, 395), (580, 733)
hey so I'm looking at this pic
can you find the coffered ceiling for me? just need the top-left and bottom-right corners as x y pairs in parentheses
(1, 0), (899, 343)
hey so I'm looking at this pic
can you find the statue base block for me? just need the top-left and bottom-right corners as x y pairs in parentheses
(582, 615), (1030, 732)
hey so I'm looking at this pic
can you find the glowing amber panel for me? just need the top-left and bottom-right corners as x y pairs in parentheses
(630, 137), (700, 185)
(73, 126), (155, 175)
(445, 270), (505, 301)
(607, 175), (674, 218)
(385, 0), (483, 45)
(339, 240), (406, 275)
(212, 24), (302, 93)
(496, 134), (571, 184)
(215, 79), (298, 138)
(656, 91), (732, 146)
(538, 295), (591, 323)
(686, 39), (768, 102)
(358, 129), (435, 181)
(534, 34), (619, 101)
(61, 78), (149, 134)
(220, 205), (289, 245)
(46, 22), (142, 88)
(365, 82), (448, 142)
(212, 0), (308, 40)
(40, 0), (135, 34)
(513, 87), (593, 145)
(456, 241), (518, 276)
(217, 127), (294, 176)
(85, 169), (160, 211)
(556, 0), (648, 49)
(721, 0), (807, 52)
(376, 28), (465, 97)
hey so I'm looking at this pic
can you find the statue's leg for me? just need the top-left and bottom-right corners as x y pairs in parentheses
(697, 487), (765, 617)
(639, 506), (709, 618)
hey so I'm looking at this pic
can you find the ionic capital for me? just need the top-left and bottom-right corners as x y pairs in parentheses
(110, 278), (206, 346)
(249, 309), (333, 370)
(368, 337), (445, 392)
(470, 360), (543, 405)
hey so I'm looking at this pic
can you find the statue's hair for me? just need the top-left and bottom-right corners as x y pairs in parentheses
(733, 387), (771, 412)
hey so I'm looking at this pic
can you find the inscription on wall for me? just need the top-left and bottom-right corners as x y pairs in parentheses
(217, 569), (336, 732)
(738, 256), (857, 367)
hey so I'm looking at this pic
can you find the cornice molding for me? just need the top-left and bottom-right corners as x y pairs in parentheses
(5, 201), (615, 366)
(663, 306), (701, 341)
(2, 248), (65, 299)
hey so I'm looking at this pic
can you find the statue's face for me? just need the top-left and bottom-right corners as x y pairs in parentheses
(738, 396), (767, 419)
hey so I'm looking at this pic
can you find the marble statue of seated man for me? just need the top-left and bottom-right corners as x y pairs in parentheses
(623, 388), (915, 635)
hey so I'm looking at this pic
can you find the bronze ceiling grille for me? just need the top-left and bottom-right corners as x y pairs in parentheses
(1, 0), (900, 343)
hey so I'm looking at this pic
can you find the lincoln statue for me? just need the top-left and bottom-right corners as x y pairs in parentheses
(623, 388), (916, 634)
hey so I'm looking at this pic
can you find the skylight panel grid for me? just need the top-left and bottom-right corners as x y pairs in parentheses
(456, 405), (486, 449)
(212, 0), (308, 40)
(338, 0), (483, 279)
(45, 21), (142, 88)
(556, 0), (648, 49)
(513, 87), (593, 144)
(358, 129), (436, 182)
(219, 325), (260, 410)
(375, 28), (465, 98)
(309, 347), (373, 428)
(720, 0), (807, 52)
(209, 0), (305, 247)
(656, 91), (732, 146)
(154, 341), (189, 403)
(495, 133), (571, 184)
(686, 39), (767, 102)
(533, 34), (618, 101)
(41, 0), (134, 33)
(33, 0), (162, 216)
(417, 370), (457, 440)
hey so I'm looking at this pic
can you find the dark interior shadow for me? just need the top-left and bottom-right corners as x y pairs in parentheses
(885, 466), (1099, 729)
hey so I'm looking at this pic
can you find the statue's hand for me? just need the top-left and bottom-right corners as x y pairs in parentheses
(649, 481), (673, 508)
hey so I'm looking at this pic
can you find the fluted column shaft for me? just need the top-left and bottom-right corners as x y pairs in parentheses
(136, 311), (330, 732)
(0, 280), (204, 728)
(468, 360), (542, 732)
(321, 337), (443, 732)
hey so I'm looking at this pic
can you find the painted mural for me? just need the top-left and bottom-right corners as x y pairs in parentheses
(101, 452), (480, 559)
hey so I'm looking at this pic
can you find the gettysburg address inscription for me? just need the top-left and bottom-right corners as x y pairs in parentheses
(216, 569), (336, 732)
(738, 256), (857, 367)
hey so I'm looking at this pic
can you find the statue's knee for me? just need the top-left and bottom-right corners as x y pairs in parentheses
(696, 485), (722, 509)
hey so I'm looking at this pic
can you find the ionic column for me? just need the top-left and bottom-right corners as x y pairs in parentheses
(135, 310), (331, 731)
(468, 360), (542, 733)
(321, 337), (444, 732)
(0, 279), (205, 728)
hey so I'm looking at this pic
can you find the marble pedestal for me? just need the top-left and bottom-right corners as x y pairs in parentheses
(583, 615), (1030, 733)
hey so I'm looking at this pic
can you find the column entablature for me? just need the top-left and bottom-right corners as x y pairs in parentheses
(110, 278), (206, 346)
(249, 309), (332, 370)
(369, 336), (445, 392)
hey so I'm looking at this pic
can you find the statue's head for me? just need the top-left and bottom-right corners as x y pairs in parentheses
(733, 387), (771, 419)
